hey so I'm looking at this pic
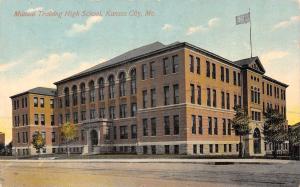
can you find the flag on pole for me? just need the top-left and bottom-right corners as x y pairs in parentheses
(236, 12), (250, 25)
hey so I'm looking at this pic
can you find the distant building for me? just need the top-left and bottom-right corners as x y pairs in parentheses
(11, 42), (288, 156)
(10, 87), (56, 156)
(0, 132), (5, 145)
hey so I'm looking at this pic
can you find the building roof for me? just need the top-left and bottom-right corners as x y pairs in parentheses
(53, 41), (288, 88)
(10, 87), (56, 98)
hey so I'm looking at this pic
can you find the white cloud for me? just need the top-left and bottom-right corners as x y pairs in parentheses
(260, 50), (289, 63)
(186, 17), (220, 35)
(161, 24), (173, 31)
(26, 7), (43, 13)
(273, 15), (300, 30)
(67, 16), (103, 36)
(0, 62), (18, 72)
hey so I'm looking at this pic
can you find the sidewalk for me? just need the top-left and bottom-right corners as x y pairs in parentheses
(0, 158), (295, 164)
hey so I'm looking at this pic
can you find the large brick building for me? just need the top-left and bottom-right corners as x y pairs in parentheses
(11, 42), (288, 156)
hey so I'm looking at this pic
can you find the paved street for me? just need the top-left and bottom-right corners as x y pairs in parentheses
(0, 159), (299, 187)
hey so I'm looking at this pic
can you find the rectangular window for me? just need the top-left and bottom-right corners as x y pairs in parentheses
(197, 86), (201, 105)
(131, 125), (137, 139)
(229, 144), (232, 152)
(225, 68), (229, 83)
(222, 118), (226, 135)
(59, 114), (63, 125)
(212, 63), (216, 79)
(150, 89), (156, 107)
(164, 116), (170, 135)
(189, 55), (194, 73)
(99, 107), (105, 118)
(233, 71), (237, 85)
(228, 119), (232, 135)
(221, 91), (225, 109)
(221, 66), (224, 81)
(120, 126), (128, 139)
(193, 144), (197, 154)
(238, 73), (241, 86)
(109, 106), (115, 119)
(119, 104), (127, 118)
(209, 144), (213, 153)
(151, 118), (156, 136)
(212, 89), (217, 107)
(163, 58), (169, 75)
(50, 99), (54, 108)
(234, 95), (237, 106)
(173, 84), (179, 104)
(165, 145), (170, 154)
(52, 132), (56, 143)
(143, 119), (148, 136)
(207, 88), (211, 106)
(131, 103), (137, 117)
(73, 112), (78, 124)
(215, 144), (219, 153)
(142, 64), (147, 80)
(190, 84), (195, 104)
(164, 86), (170, 105)
(196, 57), (200, 74)
(214, 117), (218, 135)
(226, 93), (230, 110)
(90, 109), (96, 119)
(81, 111), (86, 121)
(150, 61), (155, 78)
(206, 61), (210, 77)
(224, 144), (227, 152)
(34, 114), (39, 125)
(142, 90), (147, 109)
(208, 117), (212, 135)
(200, 144), (204, 154)
(40, 114), (45, 125)
(113, 126), (117, 140)
(198, 116), (203, 134)
(174, 115), (179, 135)
(34, 97), (38, 107)
(172, 55), (179, 73)
(192, 115), (196, 134)
(65, 113), (70, 123)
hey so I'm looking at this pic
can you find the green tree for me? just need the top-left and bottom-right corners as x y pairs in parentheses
(61, 122), (77, 157)
(232, 105), (250, 158)
(263, 108), (287, 159)
(32, 132), (45, 157)
(288, 124), (300, 159)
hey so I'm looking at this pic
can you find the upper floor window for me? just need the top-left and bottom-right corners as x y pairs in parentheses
(190, 84), (195, 104)
(233, 71), (237, 85)
(119, 72), (126, 97)
(164, 86), (170, 105)
(131, 103), (137, 117)
(212, 63), (216, 79)
(212, 89), (217, 107)
(120, 126), (128, 139)
(163, 58), (169, 75)
(98, 78), (105, 101)
(143, 119), (148, 136)
(151, 118), (156, 136)
(130, 69), (136, 95)
(108, 75), (115, 99)
(221, 91), (225, 109)
(198, 116), (203, 134)
(164, 116), (170, 135)
(196, 57), (200, 74)
(192, 115), (196, 134)
(189, 55), (194, 73)
(150, 61), (155, 78)
(208, 117), (212, 135)
(41, 114), (45, 125)
(72, 85), (77, 106)
(34, 97), (38, 107)
(225, 68), (229, 83)
(172, 55), (179, 73)
(237, 73), (241, 86)
(173, 84), (179, 104)
(206, 61), (210, 77)
(150, 88), (156, 107)
(174, 115), (179, 135)
(88, 80), (95, 102)
(40, 98), (44, 108)
(73, 112), (78, 124)
(109, 106), (115, 119)
(226, 93), (230, 110)
(142, 90), (147, 108)
(119, 104), (127, 118)
(80, 83), (86, 104)
(207, 88), (211, 106)
(220, 66), (225, 81)
(197, 86), (201, 105)
(34, 114), (39, 125)
(142, 64), (147, 80)
(64, 87), (70, 107)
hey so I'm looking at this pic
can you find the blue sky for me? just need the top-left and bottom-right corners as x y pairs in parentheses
(0, 0), (299, 143)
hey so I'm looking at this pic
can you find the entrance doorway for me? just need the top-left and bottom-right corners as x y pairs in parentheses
(253, 128), (261, 154)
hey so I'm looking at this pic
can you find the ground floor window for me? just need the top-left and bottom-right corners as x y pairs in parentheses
(199, 144), (204, 154)
(174, 145), (179, 154)
(165, 145), (170, 154)
(151, 145), (156, 154)
(209, 144), (213, 153)
(193, 144), (197, 154)
(143, 146), (148, 154)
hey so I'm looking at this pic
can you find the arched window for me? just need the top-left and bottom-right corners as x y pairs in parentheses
(80, 83), (86, 104)
(64, 87), (70, 107)
(253, 128), (261, 154)
(72, 85), (77, 106)
(119, 72), (126, 97)
(108, 75), (115, 99)
(98, 78), (104, 101)
(130, 69), (136, 95)
(89, 80), (95, 102)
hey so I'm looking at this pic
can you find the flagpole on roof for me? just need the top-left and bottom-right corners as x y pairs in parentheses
(249, 8), (252, 58)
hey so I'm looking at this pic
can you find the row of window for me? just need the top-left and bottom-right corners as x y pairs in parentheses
(14, 114), (29, 127)
(263, 82), (286, 100)
(193, 144), (238, 154)
(33, 97), (54, 108)
(61, 69), (137, 108)
(263, 102), (286, 118)
(142, 55), (179, 80)
(142, 84), (179, 109)
(251, 87), (261, 104)
(13, 97), (28, 110)
(191, 115), (233, 135)
(142, 115), (180, 136)
(251, 111), (262, 121)
(190, 84), (242, 109)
